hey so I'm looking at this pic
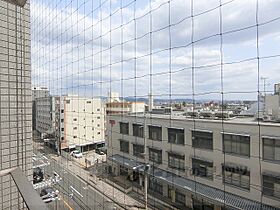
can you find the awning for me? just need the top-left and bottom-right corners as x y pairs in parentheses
(108, 154), (145, 171)
(148, 167), (277, 210)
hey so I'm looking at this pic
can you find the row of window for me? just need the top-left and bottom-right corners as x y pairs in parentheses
(119, 122), (280, 161)
(148, 173), (280, 201)
(118, 140), (279, 194)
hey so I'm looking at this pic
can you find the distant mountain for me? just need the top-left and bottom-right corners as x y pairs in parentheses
(101, 96), (255, 105)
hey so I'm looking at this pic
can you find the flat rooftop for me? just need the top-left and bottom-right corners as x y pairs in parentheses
(112, 113), (280, 127)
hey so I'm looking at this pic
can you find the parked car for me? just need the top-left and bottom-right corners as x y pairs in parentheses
(40, 187), (59, 203)
(33, 167), (44, 184)
(70, 150), (83, 158)
(95, 148), (105, 155)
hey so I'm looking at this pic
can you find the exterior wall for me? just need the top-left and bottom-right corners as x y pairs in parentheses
(0, 0), (32, 209)
(265, 94), (280, 121)
(61, 96), (105, 149)
(35, 96), (52, 134)
(106, 101), (146, 114)
(31, 87), (49, 131)
(107, 114), (280, 209)
(131, 102), (146, 113)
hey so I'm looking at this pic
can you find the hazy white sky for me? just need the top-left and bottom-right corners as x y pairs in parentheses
(31, 0), (280, 100)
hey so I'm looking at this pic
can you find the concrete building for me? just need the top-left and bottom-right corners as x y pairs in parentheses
(32, 87), (49, 130)
(264, 83), (280, 122)
(0, 0), (34, 209)
(60, 95), (105, 152)
(35, 96), (61, 151)
(106, 113), (280, 210)
(106, 101), (146, 115)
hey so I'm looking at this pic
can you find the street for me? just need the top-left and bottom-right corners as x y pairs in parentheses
(43, 159), (121, 210)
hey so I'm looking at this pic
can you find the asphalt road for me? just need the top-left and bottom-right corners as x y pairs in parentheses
(43, 159), (119, 210)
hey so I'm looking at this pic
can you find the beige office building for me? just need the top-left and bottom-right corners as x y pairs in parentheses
(107, 114), (280, 210)
(60, 95), (105, 152)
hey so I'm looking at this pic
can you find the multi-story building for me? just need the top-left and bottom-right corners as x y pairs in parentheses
(106, 101), (146, 115)
(106, 91), (147, 115)
(107, 113), (280, 210)
(0, 0), (42, 209)
(60, 95), (105, 152)
(32, 87), (49, 130)
(35, 96), (61, 151)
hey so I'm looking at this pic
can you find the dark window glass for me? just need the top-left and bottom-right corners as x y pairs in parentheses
(263, 137), (280, 162)
(168, 153), (185, 171)
(120, 122), (129, 135)
(148, 126), (162, 141)
(133, 144), (144, 158)
(223, 134), (250, 157)
(149, 178), (163, 195)
(168, 128), (184, 145)
(149, 148), (162, 164)
(192, 131), (213, 150)
(120, 140), (129, 153)
(192, 158), (213, 179)
(263, 174), (280, 199)
(222, 164), (250, 190)
(193, 198), (214, 210)
(133, 124), (144, 138)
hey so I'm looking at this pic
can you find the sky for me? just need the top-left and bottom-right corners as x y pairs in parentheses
(31, 0), (280, 101)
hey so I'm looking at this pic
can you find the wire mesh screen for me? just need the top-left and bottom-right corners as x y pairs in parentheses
(31, 0), (280, 209)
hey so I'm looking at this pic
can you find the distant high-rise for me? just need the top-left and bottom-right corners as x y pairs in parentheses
(0, 0), (33, 209)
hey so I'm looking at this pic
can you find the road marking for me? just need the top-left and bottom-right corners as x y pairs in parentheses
(62, 198), (74, 210)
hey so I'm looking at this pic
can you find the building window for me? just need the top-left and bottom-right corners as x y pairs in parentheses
(192, 130), (213, 150)
(73, 136), (77, 139)
(149, 148), (162, 164)
(168, 153), (185, 171)
(222, 164), (250, 190)
(97, 109), (100, 111)
(73, 118), (77, 121)
(66, 100), (70, 104)
(133, 124), (144, 138)
(192, 158), (213, 179)
(61, 128), (64, 131)
(148, 178), (163, 195)
(97, 116), (100, 119)
(86, 101), (91, 104)
(263, 173), (280, 199)
(73, 127), (77, 130)
(61, 119), (64, 123)
(133, 144), (144, 158)
(61, 137), (64, 140)
(61, 109), (64, 113)
(148, 125), (162, 141)
(168, 186), (185, 206)
(120, 140), (129, 153)
(120, 122), (129, 135)
(223, 133), (250, 157)
(193, 198), (214, 210)
(263, 137), (280, 162)
(168, 128), (184, 145)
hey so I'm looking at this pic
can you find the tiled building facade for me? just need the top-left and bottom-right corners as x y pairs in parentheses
(0, 0), (32, 209)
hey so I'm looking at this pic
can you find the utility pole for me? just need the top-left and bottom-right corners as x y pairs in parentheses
(260, 77), (268, 96)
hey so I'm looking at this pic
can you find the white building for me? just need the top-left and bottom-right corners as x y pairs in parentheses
(60, 95), (105, 152)
(106, 113), (280, 210)
(106, 101), (146, 115)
